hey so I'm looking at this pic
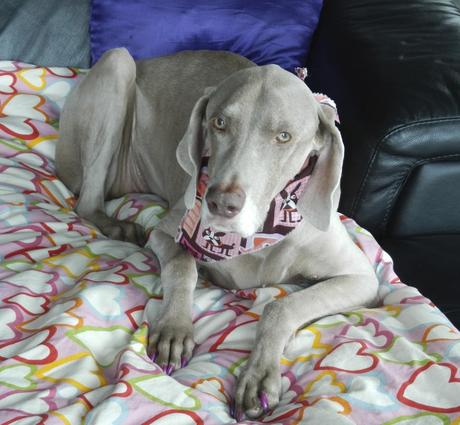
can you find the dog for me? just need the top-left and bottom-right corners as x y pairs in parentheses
(55, 48), (379, 420)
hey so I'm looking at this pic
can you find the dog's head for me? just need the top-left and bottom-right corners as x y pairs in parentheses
(176, 65), (343, 237)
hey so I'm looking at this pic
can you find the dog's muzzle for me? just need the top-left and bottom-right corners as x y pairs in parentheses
(205, 184), (246, 218)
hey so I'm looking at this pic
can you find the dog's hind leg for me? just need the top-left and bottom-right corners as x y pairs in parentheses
(56, 48), (144, 244)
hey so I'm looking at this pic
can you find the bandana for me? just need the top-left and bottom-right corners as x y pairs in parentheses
(175, 76), (337, 263)
(175, 155), (316, 263)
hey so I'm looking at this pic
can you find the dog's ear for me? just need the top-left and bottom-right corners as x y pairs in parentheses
(176, 87), (214, 209)
(297, 103), (344, 231)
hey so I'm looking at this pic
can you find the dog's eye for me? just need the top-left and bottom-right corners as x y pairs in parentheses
(213, 116), (226, 130)
(276, 131), (291, 144)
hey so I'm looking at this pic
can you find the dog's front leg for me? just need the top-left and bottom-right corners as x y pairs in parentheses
(146, 227), (197, 373)
(235, 273), (378, 419)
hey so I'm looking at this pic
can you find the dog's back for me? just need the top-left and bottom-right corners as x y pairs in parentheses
(55, 49), (254, 206)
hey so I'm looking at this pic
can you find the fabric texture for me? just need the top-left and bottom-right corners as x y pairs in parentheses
(90, 0), (323, 69)
(0, 62), (460, 424)
(0, 0), (91, 68)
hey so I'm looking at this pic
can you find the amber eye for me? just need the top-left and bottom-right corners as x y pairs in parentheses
(276, 131), (291, 143)
(213, 116), (226, 130)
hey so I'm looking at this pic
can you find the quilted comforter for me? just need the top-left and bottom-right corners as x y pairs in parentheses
(0, 62), (459, 425)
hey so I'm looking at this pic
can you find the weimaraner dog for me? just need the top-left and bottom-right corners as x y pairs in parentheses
(56, 48), (378, 420)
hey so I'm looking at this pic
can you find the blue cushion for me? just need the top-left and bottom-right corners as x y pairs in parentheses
(90, 0), (323, 70)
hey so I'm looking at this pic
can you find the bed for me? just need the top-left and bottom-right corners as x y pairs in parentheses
(0, 62), (459, 424)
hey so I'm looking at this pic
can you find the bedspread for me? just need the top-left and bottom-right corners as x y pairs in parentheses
(0, 62), (459, 425)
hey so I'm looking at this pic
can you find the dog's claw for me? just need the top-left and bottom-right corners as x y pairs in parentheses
(235, 353), (281, 419)
(166, 364), (174, 375)
(259, 392), (269, 413)
(181, 356), (188, 368)
(151, 352), (158, 363)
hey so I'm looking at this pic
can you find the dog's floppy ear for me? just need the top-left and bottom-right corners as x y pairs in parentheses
(297, 103), (344, 231)
(176, 87), (214, 209)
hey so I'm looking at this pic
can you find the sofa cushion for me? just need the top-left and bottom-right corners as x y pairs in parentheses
(90, 0), (323, 69)
(381, 235), (460, 327)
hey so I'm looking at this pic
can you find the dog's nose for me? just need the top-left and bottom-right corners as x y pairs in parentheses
(205, 185), (246, 218)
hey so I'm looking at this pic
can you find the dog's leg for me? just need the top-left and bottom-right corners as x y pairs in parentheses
(146, 209), (197, 373)
(60, 48), (144, 244)
(235, 273), (378, 419)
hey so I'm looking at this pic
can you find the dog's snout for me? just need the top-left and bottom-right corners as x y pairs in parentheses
(206, 185), (246, 218)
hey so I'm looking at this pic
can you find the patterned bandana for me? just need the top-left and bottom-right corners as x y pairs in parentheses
(175, 156), (316, 263)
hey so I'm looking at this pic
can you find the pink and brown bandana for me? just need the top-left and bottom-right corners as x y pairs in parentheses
(175, 156), (316, 263)
(175, 80), (337, 263)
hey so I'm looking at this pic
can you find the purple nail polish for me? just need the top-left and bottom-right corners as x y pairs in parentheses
(151, 352), (158, 362)
(181, 356), (188, 368)
(259, 392), (269, 412)
(229, 404), (235, 418)
(166, 364), (174, 375)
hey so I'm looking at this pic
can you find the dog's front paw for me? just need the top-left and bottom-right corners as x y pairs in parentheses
(235, 352), (281, 420)
(148, 320), (195, 374)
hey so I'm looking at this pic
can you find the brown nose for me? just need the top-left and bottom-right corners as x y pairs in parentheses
(205, 185), (246, 218)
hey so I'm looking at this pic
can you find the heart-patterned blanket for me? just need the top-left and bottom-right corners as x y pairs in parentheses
(0, 61), (459, 424)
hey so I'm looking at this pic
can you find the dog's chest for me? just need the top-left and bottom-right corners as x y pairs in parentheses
(200, 236), (306, 290)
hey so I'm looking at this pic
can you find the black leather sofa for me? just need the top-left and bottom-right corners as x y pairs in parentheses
(3, 0), (457, 326)
(307, 0), (460, 327)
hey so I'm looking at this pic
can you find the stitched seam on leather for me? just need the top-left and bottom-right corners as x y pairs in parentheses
(381, 153), (460, 235)
(351, 116), (460, 217)
(380, 167), (412, 235)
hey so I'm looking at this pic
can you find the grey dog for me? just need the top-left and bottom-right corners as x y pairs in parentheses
(55, 48), (378, 419)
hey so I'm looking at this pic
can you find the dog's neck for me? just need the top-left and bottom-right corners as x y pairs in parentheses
(176, 156), (316, 263)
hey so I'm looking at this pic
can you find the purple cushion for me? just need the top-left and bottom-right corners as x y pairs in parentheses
(90, 0), (323, 70)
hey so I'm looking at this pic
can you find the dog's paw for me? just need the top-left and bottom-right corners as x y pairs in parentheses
(101, 219), (147, 246)
(235, 354), (281, 420)
(148, 320), (195, 374)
